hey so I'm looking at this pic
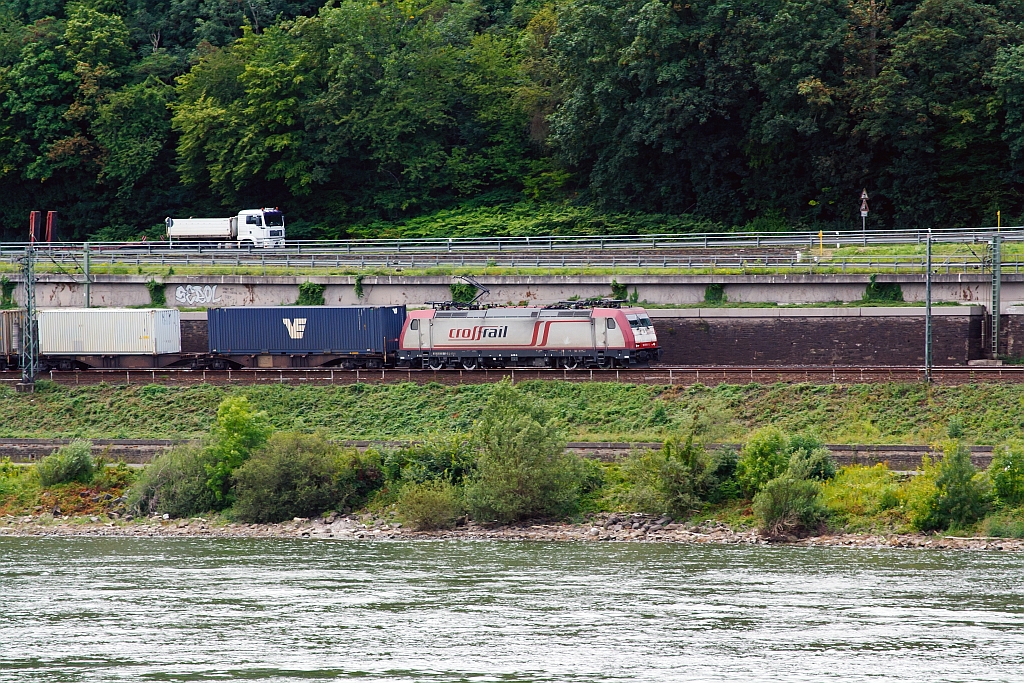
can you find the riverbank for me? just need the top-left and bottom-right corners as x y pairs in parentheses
(3, 512), (1022, 551)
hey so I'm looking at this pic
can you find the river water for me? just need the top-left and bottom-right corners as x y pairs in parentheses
(1, 538), (1022, 682)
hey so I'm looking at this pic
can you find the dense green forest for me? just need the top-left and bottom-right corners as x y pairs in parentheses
(0, 0), (1022, 240)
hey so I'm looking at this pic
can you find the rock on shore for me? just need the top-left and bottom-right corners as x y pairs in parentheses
(1, 511), (1022, 551)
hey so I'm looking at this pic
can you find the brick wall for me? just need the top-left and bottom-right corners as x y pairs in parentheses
(180, 320), (209, 353)
(654, 316), (982, 366)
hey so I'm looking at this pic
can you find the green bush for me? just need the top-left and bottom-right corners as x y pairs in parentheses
(981, 509), (1024, 538)
(129, 445), (219, 518)
(736, 427), (789, 496)
(382, 433), (475, 486)
(36, 441), (94, 486)
(786, 434), (836, 481)
(204, 396), (273, 506)
(232, 432), (383, 523)
(905, 442), (991, 532)
(752, 476), (827, 536)
(821, 464), (900, 519)
(0, 457), (35, 505)
(464, 380), (584, 522)
(616, 435), (733, 516)
(396, 479), (463, 530)
(989, 443), (1024, 507)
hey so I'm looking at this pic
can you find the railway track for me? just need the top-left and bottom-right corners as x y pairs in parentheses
(1, 365), (1022, 387)
(0, 438), (994, 470)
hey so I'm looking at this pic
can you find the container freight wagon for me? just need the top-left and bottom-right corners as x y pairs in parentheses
(397, 306), (661, 370)
(0, 309), (22, 371)
(206, 306), (407, 369)
(37, 308), (182, 370)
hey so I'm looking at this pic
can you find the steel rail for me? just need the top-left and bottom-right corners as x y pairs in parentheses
(2, 365), (1023, 387)
(0, 225), (1021, 257)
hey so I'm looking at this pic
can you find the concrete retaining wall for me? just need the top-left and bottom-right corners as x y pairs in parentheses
(12, 272), (1024, 311)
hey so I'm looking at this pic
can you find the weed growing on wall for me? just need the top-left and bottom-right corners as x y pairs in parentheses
(146, 280), (166, 307)
(296, 282), (326, 305)
(863, 274), (904, 303)
(0, 277), (15, 308)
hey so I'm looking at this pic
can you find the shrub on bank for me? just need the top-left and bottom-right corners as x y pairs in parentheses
(616, 435), (740, 517)
(36, 441), (94, 486)
(382, 433), (475, 486)
(989, 443), (1024, 508)
(904, 442), (991, 532)
(752, 476), (827, 536)
(396, 479), (463, 530)
(232, 432), (382, 523)
(786, 434), (836, 482)
(821, 464), (900, 522)
(204, 396), (273, 507)
(981, 509), (1024, 538)
(129, 445), (219, 518)
(736, 428), (789, 496)
(464, 381), (588, 522)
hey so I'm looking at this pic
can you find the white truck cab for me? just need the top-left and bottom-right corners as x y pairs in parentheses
(237, 208), (286, 248)
(165, 208), (285, 248)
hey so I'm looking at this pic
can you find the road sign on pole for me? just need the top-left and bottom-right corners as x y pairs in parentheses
(860, 189), (869, 238)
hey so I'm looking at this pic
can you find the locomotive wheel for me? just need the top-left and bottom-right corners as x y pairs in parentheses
(427, 358), (445, 371)
(561, 357), (579, 370)
(461, 358), (478, 370)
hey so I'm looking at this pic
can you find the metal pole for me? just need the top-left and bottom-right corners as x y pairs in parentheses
(992, 234), (1002, 359)
(83, 242), (91, 308)
(20, 246), (37, 389)
(925, 234), (932, 383)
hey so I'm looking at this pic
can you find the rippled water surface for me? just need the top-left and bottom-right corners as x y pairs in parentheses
(1, 538), (1023, 682)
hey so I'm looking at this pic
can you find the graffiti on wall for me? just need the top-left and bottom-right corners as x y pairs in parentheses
(175, 285), (221, 306)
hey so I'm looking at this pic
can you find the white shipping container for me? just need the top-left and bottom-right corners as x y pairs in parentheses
(38, 309), (181, 355)
(1, 309), (21, 356)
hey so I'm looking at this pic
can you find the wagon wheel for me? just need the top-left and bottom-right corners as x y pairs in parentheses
(427, 357), (445, 371)
(461, 358), (479, 371)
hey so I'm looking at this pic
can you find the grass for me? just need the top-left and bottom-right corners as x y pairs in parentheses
(3, 380), (1024, 445)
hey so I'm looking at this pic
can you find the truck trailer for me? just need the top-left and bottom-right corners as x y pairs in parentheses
(165, 208), (285, 248)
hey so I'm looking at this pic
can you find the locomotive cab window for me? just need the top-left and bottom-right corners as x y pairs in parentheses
(607, 318), (616, 329)
(410, 319), (419, 330)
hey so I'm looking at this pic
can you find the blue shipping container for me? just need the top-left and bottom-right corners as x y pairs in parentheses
(207, 306), (407, 355)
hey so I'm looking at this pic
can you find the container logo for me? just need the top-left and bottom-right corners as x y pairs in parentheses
(283, 318), (307, 339)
